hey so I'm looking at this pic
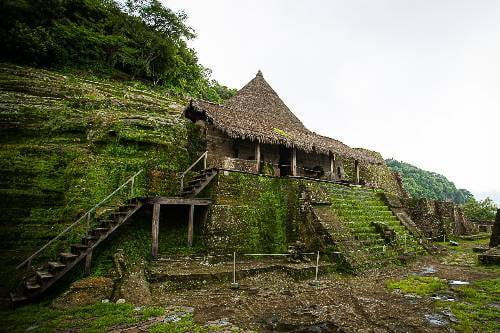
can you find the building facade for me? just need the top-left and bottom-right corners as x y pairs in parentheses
(184, 71), (383, 183)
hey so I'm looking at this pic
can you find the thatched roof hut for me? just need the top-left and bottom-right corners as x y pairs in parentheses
(185, 71), (383, 164)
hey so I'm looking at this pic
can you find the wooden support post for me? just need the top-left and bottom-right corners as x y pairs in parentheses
(291, 148), (297, 176)
(255, 141), (261, 173)
(151, 203), (160, 258)
(187, 204), (194, 247)
(84, 250), (92, 276)
(355, 160), (360, 184)
(330, 154), (336, 181)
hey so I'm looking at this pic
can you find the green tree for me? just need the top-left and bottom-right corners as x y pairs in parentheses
(462, 197), (498, 221)
(0, 0), (235, 102)
(386, 159), (474, 204)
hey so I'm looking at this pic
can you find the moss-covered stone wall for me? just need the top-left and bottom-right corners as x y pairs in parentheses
(354, 148), (407, 197)
(203, 172), (302, 253)
(0, 64), (204, 292)
(202, 171), (420, 257)
(405, 198), (478, 239)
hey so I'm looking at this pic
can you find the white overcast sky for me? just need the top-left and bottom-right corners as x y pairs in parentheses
(167, 0), (500, 203)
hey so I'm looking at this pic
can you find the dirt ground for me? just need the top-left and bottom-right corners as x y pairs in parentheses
(147, 239), (499, 332)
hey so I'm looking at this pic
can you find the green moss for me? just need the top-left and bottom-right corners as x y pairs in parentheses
(206, 173), (301, 253)
(0, 302), (166, 333)
(0, 64), (204, 297)
(148, 314), (252, 333)
(386, 276), (447, 296)
(272, 127), (289, 138)
(434, 278), (500, 332)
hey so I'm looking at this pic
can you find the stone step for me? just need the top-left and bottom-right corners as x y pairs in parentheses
(118, 204), (136, 212)
(70, 243), (89, 254)
(110, 211), (128, 218)
(11, 198), (143, 304)
(82, 235), (99, 245)
(59, 252), (78, 264)
(100, 220), (116, 228)
(91, 227), (109, 236)
(47, 261), (66, 273)
(24, 280), (41, 292)
(36, 270), (54, 283)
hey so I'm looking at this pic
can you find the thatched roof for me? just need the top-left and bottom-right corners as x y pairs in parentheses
(184, 71), (383, 164)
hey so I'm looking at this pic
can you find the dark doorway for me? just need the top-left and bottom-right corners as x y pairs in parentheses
(279, 146), (292, 176)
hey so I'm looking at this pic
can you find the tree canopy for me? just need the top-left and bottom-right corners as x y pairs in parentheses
(0, 0), (235, 102)
(462, 197), (498, 222)
(385, 159), (473, 204)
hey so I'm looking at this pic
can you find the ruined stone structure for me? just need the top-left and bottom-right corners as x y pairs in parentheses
(183, 71), (477, 240)
(405, 198), (477, 239)
(490, 209), (500, 248)
(478, 209), (500, 264)
(8, 69), (480, 304)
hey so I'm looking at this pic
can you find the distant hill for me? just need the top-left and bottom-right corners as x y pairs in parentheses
(385, 159), (473, 204)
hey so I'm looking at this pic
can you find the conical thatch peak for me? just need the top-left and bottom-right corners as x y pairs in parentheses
(184, 72), (383, 164)
(223, 70), (305, 129)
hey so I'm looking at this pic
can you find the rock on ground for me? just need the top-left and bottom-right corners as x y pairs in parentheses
(113, 259), (152, 306)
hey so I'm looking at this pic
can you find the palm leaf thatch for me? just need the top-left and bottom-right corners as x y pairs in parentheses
(184, 71), (383, 164)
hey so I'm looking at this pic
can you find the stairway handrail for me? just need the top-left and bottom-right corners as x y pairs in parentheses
(16, 169), (143, 270)
(179, 151), (208, 191)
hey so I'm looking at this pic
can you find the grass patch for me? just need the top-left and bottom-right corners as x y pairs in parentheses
(147, 314), (250, 333)
(386, 275), (447, 296)
(437, 238), (500, 273)
(436, 278), (500, 333)
(1, 302), (165, 333)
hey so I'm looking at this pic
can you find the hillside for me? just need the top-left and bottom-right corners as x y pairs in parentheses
(0, 63), (204, 293)
(386, 159), (473, 204)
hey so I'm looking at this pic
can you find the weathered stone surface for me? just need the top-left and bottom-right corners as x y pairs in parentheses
(479, 246), (500, 264)
(113, 258), (152, 306)
(405, 198), (478, 239)
(489, 209), (500, 248)
(52, 276), (113, 309)
(382, 193), (404, 208)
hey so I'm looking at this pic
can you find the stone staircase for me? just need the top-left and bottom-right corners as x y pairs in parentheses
(311, 185), (424, 271)
(10, 199), (143, 304)
(180, 168), (218, 197)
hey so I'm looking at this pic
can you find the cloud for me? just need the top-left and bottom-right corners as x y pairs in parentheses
(167, 0), (500, 199)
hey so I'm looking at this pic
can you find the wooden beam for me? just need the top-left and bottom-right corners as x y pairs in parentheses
(330, 154), (336, 181)
(84, 250), (92, 276)
(141, 197), (212, 205)
(355, 160), (360, 184)
(255, 141), (261, 173)
(151, 203), (160, 258)
(187, 204), (194, 247)
(291, 148), (297, 176)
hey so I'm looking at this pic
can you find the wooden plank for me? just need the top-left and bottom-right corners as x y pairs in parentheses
(330, 154), (336, 181)
(141, 197), (212, 205)
(291, 148), (297, 176)
(151, 203), (160, 258)
(355, 160), (360, 184)
(84, 250), (92, 276)
(187, 205), (194, 247)
(255, 141), (261, 173)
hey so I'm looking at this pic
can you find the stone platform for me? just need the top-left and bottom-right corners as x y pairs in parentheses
(148, 256), (335, 285)
(478, 246), (500, 264)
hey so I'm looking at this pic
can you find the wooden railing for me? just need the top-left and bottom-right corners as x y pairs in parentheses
(179, 151), (208, 191)
(16, 169), (143, 271)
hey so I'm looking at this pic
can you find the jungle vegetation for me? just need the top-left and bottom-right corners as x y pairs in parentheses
(386, 159), (497, 221)
(386, 159), (473, 204)
(0, 0), (236, 103)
